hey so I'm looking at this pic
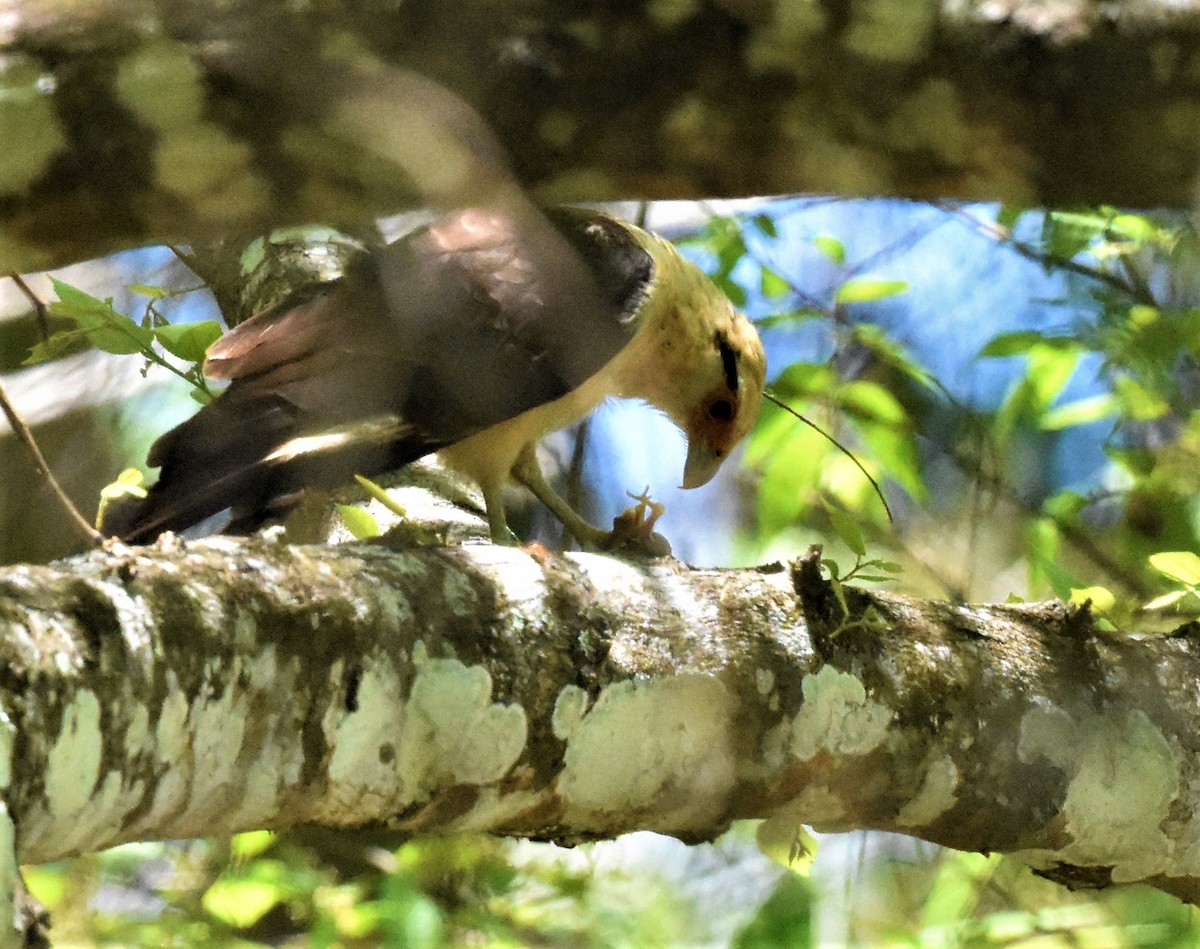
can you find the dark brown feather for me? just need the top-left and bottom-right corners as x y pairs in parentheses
(111, 206), (654, 541)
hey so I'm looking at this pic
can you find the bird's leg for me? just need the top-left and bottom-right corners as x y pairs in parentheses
(512, 445), (609, 550)
(481, 483), (521, 545)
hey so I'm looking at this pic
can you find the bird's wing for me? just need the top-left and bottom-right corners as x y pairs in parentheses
(111, 206), (654, 541)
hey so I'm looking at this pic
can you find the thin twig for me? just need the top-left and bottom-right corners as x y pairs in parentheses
(764, 390), (893, 523)
(0, 379), (104, 545)
(9, 272), (50, 342)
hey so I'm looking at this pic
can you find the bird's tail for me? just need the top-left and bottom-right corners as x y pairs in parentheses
(102, 392), (302, 543)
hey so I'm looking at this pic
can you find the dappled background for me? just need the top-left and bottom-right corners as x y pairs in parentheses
(6, 196), (1200, 943)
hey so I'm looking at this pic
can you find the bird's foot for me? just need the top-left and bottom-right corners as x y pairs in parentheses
(599, 488), (672, 557)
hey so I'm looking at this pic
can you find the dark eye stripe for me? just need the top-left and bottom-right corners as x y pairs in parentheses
(716, 332), (739, 392)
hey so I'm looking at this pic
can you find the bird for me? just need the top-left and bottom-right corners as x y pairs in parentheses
(108, 205), (766, 548)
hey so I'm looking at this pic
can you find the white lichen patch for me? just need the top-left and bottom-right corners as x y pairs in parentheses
(552, 685), (590, 741)
(896, 755), (959, 827)
(557, 675), (735, 831)
(44, 691), (103, 822)
(397, 659), (528, 796)
(323, 656), (527, 820)
(324, 661), (407, 812)
(1018, 707), (1178, 882)
(790, 666), (892, 761)
(441, 567), (479, 617)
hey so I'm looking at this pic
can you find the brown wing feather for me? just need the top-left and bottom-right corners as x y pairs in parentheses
(112, 206), (652, 541)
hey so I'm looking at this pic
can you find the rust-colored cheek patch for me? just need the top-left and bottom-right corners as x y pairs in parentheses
(688, 385), (743, 455)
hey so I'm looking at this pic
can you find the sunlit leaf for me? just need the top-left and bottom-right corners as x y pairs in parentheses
(1113, 375), (1169, 421)
(338, 504), (381, 539)
(1145, 590), (1189, 611)
(203, 877), (281, 928)
(856, 420), (925, 501)
(1149, 551), (1200, 586)
(812, 235), (846, 266)
(995, 205), (1026, 232)
(834, 278), (907, 305)
(99, 468), (147, 501)
(759, 266), (791, 299)
(1069, 586), (1116, 613)
(754, 307), (824, 329)
(1039, 394), (1118, 430)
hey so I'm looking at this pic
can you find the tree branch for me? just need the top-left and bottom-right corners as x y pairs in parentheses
(6, 1), (1200, 272)
(5, 505), (1200, 905)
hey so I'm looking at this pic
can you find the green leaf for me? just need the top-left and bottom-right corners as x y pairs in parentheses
(978, 331), (1047, 358)
(43, 278), (155, 356)
(338, 504), (381, 540)
(812, 235), (846, 266)
(1042, 210), (1106, 259)
(759, 266), (791, 300)
(1113, 375), (1169, 421)
(1148, 551), (1200, 586)
(1145, 590), (1189, 611)
(203, 877), (281, 928)
(856, 420), (925, 501)
(839, 381), (908, 425)
(834, 278), (907, 305)
(824, 501), (865, 557)
(1069, 585), (1116, 613)
(99, 467), (147, 501)
(851, 323), (937, 391)
(152, 320), (224, 362)
(1039, 393), (1117, 430)
(750, 213), (777, 238)
(995, 205), (1026, 232)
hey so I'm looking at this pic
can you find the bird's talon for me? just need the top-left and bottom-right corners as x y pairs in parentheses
(600, 488), (672, 556)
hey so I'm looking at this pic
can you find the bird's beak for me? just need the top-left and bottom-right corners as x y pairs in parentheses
(682, 438), (723, 489)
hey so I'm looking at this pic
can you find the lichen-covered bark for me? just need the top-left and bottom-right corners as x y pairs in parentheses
(4, 528), (1200, 906)
(4, 0), (1200, 272)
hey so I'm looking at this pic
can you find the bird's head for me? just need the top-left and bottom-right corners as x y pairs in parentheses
(621, 229), (767, 489)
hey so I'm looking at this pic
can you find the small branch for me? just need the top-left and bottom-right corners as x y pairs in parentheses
(9, 272), (50, 342)
(0, 380), (104, 546)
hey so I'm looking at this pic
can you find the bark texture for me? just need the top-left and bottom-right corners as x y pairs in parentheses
(3, 0), (1200, 271)
(5, 518), (1200, 906)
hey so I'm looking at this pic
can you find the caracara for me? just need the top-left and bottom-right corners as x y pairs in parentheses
(112, 206), (766, 548)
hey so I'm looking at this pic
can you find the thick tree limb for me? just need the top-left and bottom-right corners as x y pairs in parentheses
(4, 0), (1200, 271)
(4, 510), (1200, 910)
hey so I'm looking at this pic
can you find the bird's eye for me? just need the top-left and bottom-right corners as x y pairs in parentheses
(708, 399), (734, 422)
